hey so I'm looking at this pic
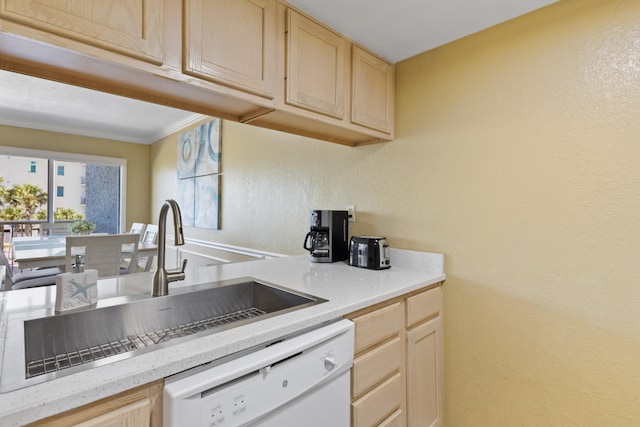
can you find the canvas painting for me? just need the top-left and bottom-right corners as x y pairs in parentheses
(176, 178), (195, 226)
(177, 119), (221, 179)
(177, 119), (221, 230)
(177, 127), (196, 179)
(194, 175), (220, 229)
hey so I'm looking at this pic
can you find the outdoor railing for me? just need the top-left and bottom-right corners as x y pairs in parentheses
(1, 221), (74, 266)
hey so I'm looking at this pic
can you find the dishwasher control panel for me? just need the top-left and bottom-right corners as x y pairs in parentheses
(164, 320), (355, 427)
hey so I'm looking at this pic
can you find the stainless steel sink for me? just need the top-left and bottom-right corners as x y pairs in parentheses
(0, 277), (326, 392)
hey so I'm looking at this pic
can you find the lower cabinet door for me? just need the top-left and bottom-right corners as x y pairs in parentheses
(406, 316), (443, 427)
(25, 380), (162, 427)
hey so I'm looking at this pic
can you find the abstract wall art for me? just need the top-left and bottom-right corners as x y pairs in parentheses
(177, 119), (221, 229)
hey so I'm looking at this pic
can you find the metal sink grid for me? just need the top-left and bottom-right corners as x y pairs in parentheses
(26, 307), (267, 378)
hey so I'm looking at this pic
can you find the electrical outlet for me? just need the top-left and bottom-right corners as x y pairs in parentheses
(347, 205), (356, 223)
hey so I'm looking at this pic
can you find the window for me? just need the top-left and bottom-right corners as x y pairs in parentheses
(0, 147), (126, 233)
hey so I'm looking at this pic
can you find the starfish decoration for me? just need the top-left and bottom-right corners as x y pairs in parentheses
(69, 279), (97, 298)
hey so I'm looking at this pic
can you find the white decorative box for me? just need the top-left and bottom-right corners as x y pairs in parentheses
(55, 269), (99, 313)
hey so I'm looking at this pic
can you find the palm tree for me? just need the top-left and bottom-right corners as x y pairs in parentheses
(0, 206), (25, 220)
(34, 209), (47, 221)
(5, 183), (48, 220)
(3, 183), (48, 235)
(53, 207), (84, 220)
(0, 176), (7, 203)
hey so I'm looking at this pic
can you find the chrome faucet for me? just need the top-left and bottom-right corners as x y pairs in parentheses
(152, 199), (187, 297)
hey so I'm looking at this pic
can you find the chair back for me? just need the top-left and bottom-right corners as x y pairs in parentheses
(41, 222), (72, 236)
(0, 248), (12, 290)
(129, 223), (147, 241)
(66, 234), (139, 277)
(138, 224), (159, 271)
(141, 224), (158, 245)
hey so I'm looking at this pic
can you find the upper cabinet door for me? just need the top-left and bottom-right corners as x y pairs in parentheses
(184, 0), (276, 99)
(0, 0), (163, 64)
(351, 46), (394, 133)
(285, 9), (347, 119)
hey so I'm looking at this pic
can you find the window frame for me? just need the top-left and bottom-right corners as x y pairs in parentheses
(0, 145), (127, 232)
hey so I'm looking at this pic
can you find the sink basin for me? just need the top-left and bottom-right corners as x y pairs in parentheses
(0, 277), (326, 392)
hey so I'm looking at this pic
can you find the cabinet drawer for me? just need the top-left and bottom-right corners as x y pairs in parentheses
(406, 286), (442, 328)
(352, 336), (402, 398)
(379, 409), (404, 427)
(73, 398), (150, 427)
(352, 302), (402, 353)
(352, 373), (403, 427)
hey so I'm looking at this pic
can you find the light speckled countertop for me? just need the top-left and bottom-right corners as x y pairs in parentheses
(0, 249), (444, 426)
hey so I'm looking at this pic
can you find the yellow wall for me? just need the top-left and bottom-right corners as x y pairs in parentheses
(0, 125), (151, 228)
(397, 0), (640, 424)
(151, 0), (640, 424)
(151, 117), (381, 252)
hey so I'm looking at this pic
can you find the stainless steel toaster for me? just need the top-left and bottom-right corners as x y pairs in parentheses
(348, 236), (391, 270)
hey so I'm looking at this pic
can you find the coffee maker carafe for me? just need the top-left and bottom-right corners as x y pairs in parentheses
(303, 210), (349, 263)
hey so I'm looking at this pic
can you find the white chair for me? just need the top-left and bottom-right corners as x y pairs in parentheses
(2, 238), (60, 290)
(142, 224), (158, 243)
(8, 267), (62, 290)
(66, 234), (139, 278)
(40, 222), (72, 236)
(0, 249), (14, 290)
(137, 224), (159, 272)
(129, 222), (147, 241)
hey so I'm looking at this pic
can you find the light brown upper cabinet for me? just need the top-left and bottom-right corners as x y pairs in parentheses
(285, 8), (348, 119)
(0, 0), (163, 64)
(0, 0), (395, 146)
(184, 0), (277, 98)
(352, 46), (395, 134)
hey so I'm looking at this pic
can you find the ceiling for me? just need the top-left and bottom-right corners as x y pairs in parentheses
(287, 0), (558, 63)
(1, 0), (558, 144)
(0, 69), (206, 145)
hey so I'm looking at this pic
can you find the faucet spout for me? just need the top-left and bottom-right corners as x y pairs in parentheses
(152, 199), (187, 297)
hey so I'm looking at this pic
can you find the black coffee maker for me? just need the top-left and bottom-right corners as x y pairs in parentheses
(303, 210), (349, 263)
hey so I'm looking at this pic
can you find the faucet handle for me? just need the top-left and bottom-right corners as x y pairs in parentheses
(178, 259), (188, 273)
(166, 259), (188, 283)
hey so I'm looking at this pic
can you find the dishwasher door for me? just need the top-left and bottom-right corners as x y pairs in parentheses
(164, 319), (354, 427)
(237, 370), (350, 427)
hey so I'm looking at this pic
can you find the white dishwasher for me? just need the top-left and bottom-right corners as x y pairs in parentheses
(164, 319), (354, 427)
